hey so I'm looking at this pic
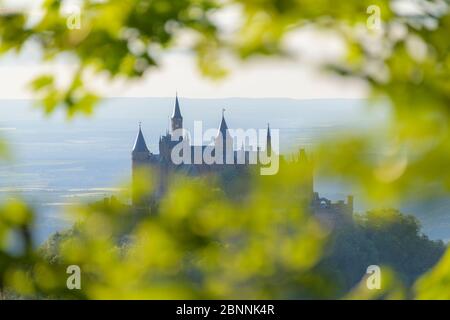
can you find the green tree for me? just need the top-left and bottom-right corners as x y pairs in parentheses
(319, 209), (445, 296)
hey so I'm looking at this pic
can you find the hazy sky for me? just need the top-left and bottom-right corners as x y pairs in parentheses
(0, 0), (369, 99)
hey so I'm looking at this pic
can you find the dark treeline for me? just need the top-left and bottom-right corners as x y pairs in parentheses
(34, 205), (446, 299)
(317, 209), (446, 296)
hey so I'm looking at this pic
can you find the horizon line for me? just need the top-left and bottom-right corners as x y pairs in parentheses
(0, 96), (368, 101)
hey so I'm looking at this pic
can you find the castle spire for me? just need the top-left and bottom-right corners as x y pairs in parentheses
(172, 93), (182, 119)
(216, 108), (233, 143)
(218, 108), (229, 137)
(216, 108), (233, 163)
(132, 123), (150, 153)
(131, 123), (151, 208)
(267, 123), (272, 156)
(171, 93), (183, 132)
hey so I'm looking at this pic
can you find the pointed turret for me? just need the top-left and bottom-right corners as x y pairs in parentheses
(132, 123), (150, 154)
(215, 109), (233, 164)
(171, 94), (183, 132)
(217, 108), (232, 141)
(131, 123), (151, 207)
(172, 94), (182, 118)
(267, 123), (272, 156)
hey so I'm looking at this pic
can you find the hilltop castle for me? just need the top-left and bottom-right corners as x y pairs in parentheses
(131, 95), (353, 227)
(131, 95), (273, 199)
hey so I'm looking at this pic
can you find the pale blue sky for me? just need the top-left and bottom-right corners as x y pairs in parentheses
(0, 0), (369, 99)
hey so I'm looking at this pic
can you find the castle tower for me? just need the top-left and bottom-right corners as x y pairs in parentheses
(215, 109), (233, 164)
(131, 123), (151, 206)
(171, 94), (183, 133)
(267, 123), (272, 157)
(132, 123), (151, 161)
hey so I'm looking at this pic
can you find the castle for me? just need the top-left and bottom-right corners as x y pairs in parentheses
(131, 95), (354, 227)
(131, 95), (272, 200)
